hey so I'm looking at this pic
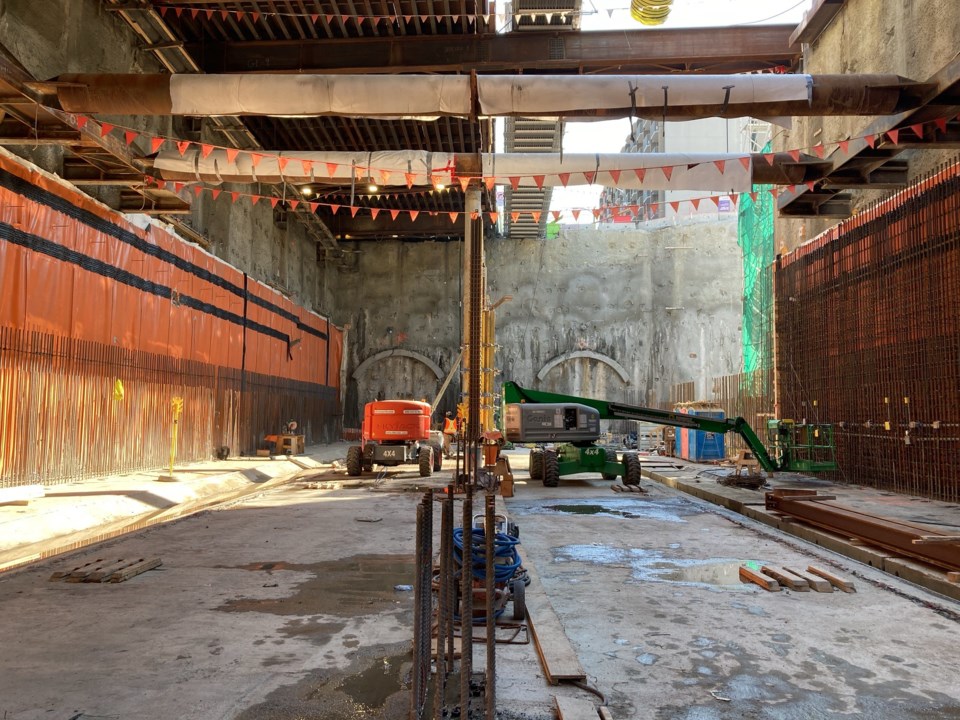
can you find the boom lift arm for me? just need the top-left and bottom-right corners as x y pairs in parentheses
(503, 381), (780, 473)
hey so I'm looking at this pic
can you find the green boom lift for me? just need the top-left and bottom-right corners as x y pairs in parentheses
(503, 382), (836, 488)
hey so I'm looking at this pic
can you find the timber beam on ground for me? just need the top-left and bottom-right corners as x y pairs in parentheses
(179, 24), (800, 75)
(765, 489), (960, 573)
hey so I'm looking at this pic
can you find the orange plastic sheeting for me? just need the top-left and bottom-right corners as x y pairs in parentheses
(0, 242), (27, 328)
(0, 150), (341, 392)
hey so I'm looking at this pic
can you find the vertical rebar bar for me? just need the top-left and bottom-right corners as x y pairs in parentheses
(412, 497), (426, 720)
(484, 492), (496, 720)
(460, 487), (473, 716)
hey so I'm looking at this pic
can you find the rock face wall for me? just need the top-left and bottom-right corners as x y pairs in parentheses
(328, 219), (744, 426)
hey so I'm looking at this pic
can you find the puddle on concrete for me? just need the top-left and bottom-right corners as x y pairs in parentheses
(236, 643), (412, 720)
(218, 554), (416, 617)
(554, 544), (752, 589)
(518, 497), (701, 524)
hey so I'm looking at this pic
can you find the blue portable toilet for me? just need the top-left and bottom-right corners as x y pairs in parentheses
(674, 406), (726, 461)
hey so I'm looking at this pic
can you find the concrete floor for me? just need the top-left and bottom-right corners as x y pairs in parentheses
(0, 449), (958, 719)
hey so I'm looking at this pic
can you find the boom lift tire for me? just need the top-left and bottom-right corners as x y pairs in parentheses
(431, 442), (443, 471)
(542, 449), (560, 487)
(511, 577), (526, 620)
(601, 449), (619, 480)
(623, 452), (642, 486)
(362, 445), (374, 473)
(529, 448), (544, 480)
(346, 446), (363, 476)
(418, 446), (433, 477)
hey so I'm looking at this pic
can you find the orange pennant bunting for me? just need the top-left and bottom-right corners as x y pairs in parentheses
(211, 188), (221, 200)
(865, 134), (876, 148)
(176, 140), (191, 156)
(200, 144), (214, 159)
(608, 169), (621, 184)
(510, 212), (520, 223)
(533, 175), (545, 189)
(661, 166), (673, 181)
(634, 168), (645, 182)
(449, 212), (459, 223)
(269, 197), (279, 209)
(226, 147), (240, 164)
(739, 156), (750, 171)
(350, 206), (359, 218)
(934, 117), (947, 133)
(124, 130), (138, 146)
(390, 209), (399, 220)
(690, 198), (700, 211)
(489, 211), (499, 223)
(289, 199), (299, 210)
(551, 210), (561, 221)
(326, 162), (339, 178)
(531, 211), (541, 223)
(509, 176), (520, 190)
(669, 201), (679, 213)
(100, 123), (114, 137)
(838, 139), (849, 154)
(788, 149), (800, 163)
(910, 123), (924, 139)
(410, 210), (419, 222)
(370, 208), (380, 220)
(405, 172), (415, 189)
(330, 204), (340, 215)
(230, 192), (239, 204)
(713, 160), (726, 174)
(584, 171), (597, 184)
(459, 176), (471, 192)
(571, 209), (581, 221)
(251, 153), (264, 167)
(813, 143), (825, 158)
(558, 172), (570, 187)
(887, 129), (900, 145)
(763, 153), (775, 165)
(76, 115), (89, 130)
(484, 176), (496, 190)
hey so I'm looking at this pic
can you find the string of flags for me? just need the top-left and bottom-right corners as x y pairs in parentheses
(149, 1), (646, 26)
(74, 112), (957, 223)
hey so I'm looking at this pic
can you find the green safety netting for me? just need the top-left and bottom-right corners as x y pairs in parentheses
(736, 142), (775, 396)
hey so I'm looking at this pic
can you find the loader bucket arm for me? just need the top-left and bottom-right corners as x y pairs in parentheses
(502, 381), (779, 473)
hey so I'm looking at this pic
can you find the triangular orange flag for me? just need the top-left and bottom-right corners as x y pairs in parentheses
(350, 206), (359, 218)
(608, 169), (621, 184)
(690, 198), (700, 211)
(558, 173), (570, 187)
(226, 148), (240, 164)
(713, 160), (726, 174)
(329, 204), (340, 215)
(459, 176), (471, 192)
(211, 188), (221, 200)
(288, 199), (299, 210)
(200, 144), (214, 159)
(251, 153), (264, 167)
(269, 197), (279, 209)
(669, 201), (679, 213)
(739, 156), (750, 170)
(370, 208), (380, 220)
(531, 211), (541, 223)
(934, 117), (947, 133)
(806, 181), (816, 192)
(303, 161), (314, 176)
(709, 195), (720, 208)
(489, 212), (499, 223)
(649, 203), (659, 215)
(551, 210), (561, 221)
(326, 162), (339, 177)
(230, 192), (239, 204)
(838, 139), (849, 154)
(278, 157), (290, 174)
(865, 134), (876, 148)
(124, 130), (138, 146)
(661, 166), (673, 181)
(591, 208), (602, 219)
(100, 123), (114, 137)
(769, 188), (779, 199)
(410, 210), (419, 222)
(509, 176), (520, 190)
(887, 129), (900, 145)
(533, 175), (545, 189)
(76, 115), (89, 129)
(390, 209), (399, 220)
(634, 168), (646, 182)
(405, 172), (416, 189)
(788, 149), (800, 162)
(311, 13), (319, 22)
(449, 212), (459, 223)
(510, 212), (520, 223)
(909, 123), (924, 139)
(309, 202), (319, 213)
(763, 153), (775, 165)
(813, 143), (825, 158)
(571, 209), (581, 221)
(177, 140), (191, 156)
(470, 211), (479, 220)
(584, 171), (597, 184)
(250, 12), (261, 23)
(484, 176), (496, 190)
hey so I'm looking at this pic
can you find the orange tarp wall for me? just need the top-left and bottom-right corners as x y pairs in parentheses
(0, 150), (342, 486)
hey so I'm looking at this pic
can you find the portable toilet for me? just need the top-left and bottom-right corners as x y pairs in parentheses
(674, 404), (726, 461)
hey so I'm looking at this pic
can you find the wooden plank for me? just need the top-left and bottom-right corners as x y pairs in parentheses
(85, 558), (145, 583)
(107, 557), (162, 583)
(65, 558), (130, 583)
(0, 484), (44, 506)
(521, 551), (586, 684)
(911, 535), (960, 546)
(807, 565), (856, 592)
(761, 566), (810, 591)
(50, 558), (104, 581)
(554, 695), (599, 720)
(739, 565), (779, 592)
(782, 566), (833, 593)
(598, 707), (614, 720)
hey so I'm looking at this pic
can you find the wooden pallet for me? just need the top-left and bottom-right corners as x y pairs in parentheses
(50, 557), (162, 584)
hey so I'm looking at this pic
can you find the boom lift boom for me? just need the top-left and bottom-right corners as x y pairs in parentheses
(503, 382), (836, 487)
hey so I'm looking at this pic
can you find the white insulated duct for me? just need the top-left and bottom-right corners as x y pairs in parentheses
(154, 149), (754, 191)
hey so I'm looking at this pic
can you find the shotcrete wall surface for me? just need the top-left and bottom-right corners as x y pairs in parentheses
(488, 220), (744, 408)
(776, 0), (960, 251)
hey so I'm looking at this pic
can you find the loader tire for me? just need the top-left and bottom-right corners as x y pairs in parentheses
(601, 449), (619, 480)
(419, 446), (433, 477)
(346, 446), (363, 476)
(623, 452), (642, 487)
(529, 448), (544, 480)
(542, 450), (560, 488)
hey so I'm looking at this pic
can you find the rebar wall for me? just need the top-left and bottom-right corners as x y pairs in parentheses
(775, 160), (960, 502)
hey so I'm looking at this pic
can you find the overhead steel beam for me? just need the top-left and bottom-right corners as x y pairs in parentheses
(182, 24), (800, 75)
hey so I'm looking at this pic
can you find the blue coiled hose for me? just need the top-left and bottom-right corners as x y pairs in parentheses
(452, 527), (522, 620)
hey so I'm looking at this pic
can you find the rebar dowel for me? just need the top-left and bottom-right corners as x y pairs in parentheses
(484, 493), (496, 720)
(434, 489), (451, 720)
(460, 489), (473, 716)
(445, 485), (456, 664)
(411, 499), (426, 720)
(421, 492), (433, 716)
